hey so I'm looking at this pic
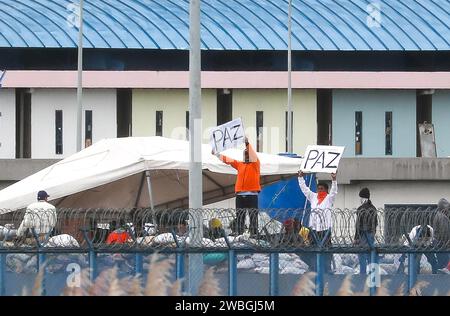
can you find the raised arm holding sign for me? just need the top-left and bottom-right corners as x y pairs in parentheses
(300, 145), (345, 174)
(211, 133), (261, 236)
(210, 118), (245, 154)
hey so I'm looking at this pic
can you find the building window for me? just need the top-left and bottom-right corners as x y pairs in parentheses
(256, 111), (263, 152)
(385, 111), (392, 155)
(185, 111), (189, 140)
(217, 89), (232, 125)
(117, 89), (132, 137)
(355, 111), (362, 155)
(85, 110), (92, 148)
(317, 89), (332, 145)
(156, 111), (163, 136)
(15, 89), (31, 158)
(285, 111), (293, 152)
(55, 110), (63, 155)
(416, 90), (432, 157)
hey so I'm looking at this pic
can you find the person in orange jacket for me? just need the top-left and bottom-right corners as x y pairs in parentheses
(213, 137), (260, 236)
(106, 221), (132, 244)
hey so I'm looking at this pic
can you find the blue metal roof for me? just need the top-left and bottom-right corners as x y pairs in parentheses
(0, 0), (448, 51)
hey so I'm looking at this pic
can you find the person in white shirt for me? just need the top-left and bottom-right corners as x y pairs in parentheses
(298, 171), (338, 273)
(17, 190), (57, 243)
(397, 224), (438, 274)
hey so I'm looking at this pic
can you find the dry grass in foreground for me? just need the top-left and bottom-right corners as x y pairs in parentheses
(25, 255), (448, 296)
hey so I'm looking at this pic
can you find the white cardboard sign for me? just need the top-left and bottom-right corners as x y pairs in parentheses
(300, 145), (345, 173)
(210, 118), (245, 154)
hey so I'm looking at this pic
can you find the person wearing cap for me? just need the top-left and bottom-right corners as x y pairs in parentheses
(354, 187), (378, 275)
(212, 136), (260, 236)
(17, 190), (57, 243)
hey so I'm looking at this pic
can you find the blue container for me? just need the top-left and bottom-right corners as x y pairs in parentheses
(258, 153), (316, 224)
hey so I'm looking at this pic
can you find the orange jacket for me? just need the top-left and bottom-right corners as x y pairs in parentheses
(219, 143), (261, 193)
(106, 229), (131, 244)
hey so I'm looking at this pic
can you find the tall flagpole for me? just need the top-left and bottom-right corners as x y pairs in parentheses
(287, 0), (293, 153)
(76, 0), (84, 152)
(188, 0), (203, 295)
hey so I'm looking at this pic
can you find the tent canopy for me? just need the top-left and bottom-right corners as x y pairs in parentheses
(0, 137), (302, 213)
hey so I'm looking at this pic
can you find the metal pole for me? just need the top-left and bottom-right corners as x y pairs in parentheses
(135, 253), (143, 277)
(228, 250), (237, 296)
(315, 253), (324, 296)
(369, 249), (378, 296)
(145, 170), (158, 227)
(408, 253), (417, 293)
(76, 0), (84, 152)
(287, 0), (293, 153)
(176, 253), (185, 279)
(188, 0), (203, 296)
(0, 253), (5, 296)
(38, 252), (46, 296)
(269, 253), (279, 296)
(145, 171), (155, 211)
(89, 250), (97, 282)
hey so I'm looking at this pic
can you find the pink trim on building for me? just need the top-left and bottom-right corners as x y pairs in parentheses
(2, 70), (450, 89)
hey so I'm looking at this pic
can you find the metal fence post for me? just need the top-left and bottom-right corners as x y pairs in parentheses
(0, 253), (5, 296)
(81, 228), (97, 282)
(228, 250), (237, 296)
(89, 250), (97, 282)
(37, 252), (46, 296)
(408, 253), (417, 292)
(135, 253), (143, 277)
(369, 248), (378, 296)
(176, 253), (185, 278)
(315, 253), (324, 296)
(32, 229), (46, 296)
(269, 253), (279, 296)
(366, 232), (379, 296)
(171, 231), (185, 292)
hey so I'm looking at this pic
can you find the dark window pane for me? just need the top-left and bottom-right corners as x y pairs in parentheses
(385, 112), (392, 155)
(256, 111), (263, 152)
(85, 110), (92, 147)
(55, 110), (63, 155)
(355, 111), (362, 155)
(156, 111), (163, 136)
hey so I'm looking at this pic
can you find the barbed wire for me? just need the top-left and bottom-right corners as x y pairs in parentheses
(0, 207), (448, 253)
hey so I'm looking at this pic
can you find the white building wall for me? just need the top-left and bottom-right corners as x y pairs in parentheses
(31, 89), (116, 159)
(0, 89), (15, 158)
(333, 181), (450, 210)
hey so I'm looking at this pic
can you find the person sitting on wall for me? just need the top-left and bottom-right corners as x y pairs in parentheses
(16, 190), (57, 244)
(203, 218), (225, 241)
(397, 224), (438, 274)
(106, 220), (132, 244)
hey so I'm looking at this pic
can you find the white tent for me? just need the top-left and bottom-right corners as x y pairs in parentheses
(0, 137), (302, 212)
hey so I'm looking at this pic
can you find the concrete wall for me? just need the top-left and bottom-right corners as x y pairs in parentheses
(333, 90), (416, 157)
(0, 89), (15, 158)
(334, 181), (450, 210)
(233, 89), (316, 154)
(433, 90), (450, 157)
(31, 89), (116, 158)
(132, 89), (216, 143)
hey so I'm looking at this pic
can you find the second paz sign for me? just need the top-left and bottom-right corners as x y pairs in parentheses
(300, 145), (345, 173)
